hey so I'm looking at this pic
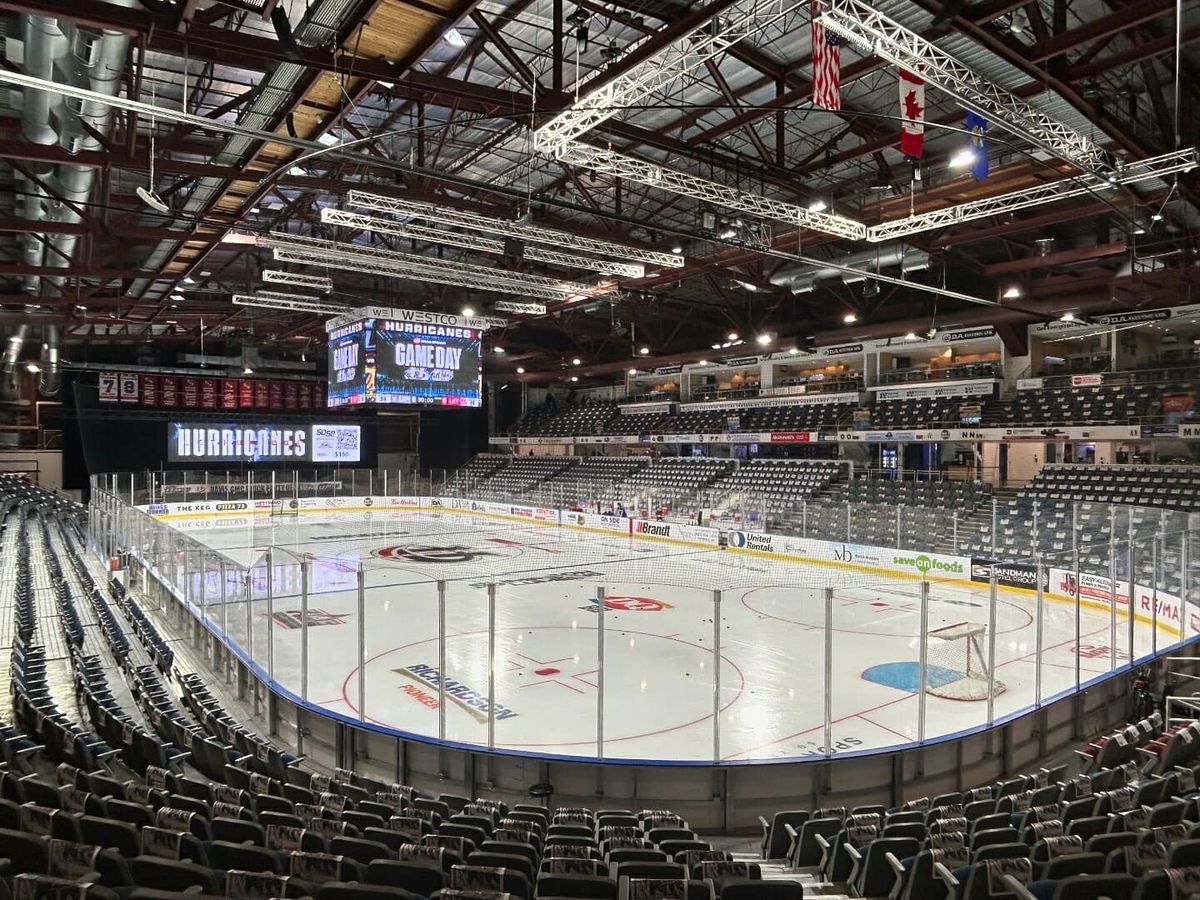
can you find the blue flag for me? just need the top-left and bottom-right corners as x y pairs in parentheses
(966, 111), (988, 180)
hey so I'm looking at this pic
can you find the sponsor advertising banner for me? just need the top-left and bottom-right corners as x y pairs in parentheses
(970, 559), (1048, 591)
(564, 512), (631, 534)
(873, 379), (995, 402)
(1047, 566), (1189, 633)
(630, 519), (721, 546)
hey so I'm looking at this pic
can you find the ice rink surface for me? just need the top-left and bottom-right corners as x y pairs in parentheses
(172, 509), (1163, 763)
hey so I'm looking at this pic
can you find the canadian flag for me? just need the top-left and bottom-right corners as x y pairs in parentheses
(899, 68), (925, 158)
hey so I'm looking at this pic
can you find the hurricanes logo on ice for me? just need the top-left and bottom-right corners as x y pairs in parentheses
(374, 545), (497, 563)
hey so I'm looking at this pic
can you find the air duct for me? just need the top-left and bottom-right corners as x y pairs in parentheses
(18, 3), (135, 300)
(0, 326), (30, 401)
(38, 325), (60, 397)
(17, 16), (67, 294)
(769, 246), (930, 292)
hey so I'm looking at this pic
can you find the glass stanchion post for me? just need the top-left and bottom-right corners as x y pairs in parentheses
(437, 579), (447, 740)
(266, 548), (275, 683)
(358, 564), (367, 723)
(1035, 555), (1044, 704)
(824, 586), (833, 758)
(1152, 535), (1160, 656)
(1128, 533), (1136, 664)
(712, 588), (721, 762)
(488, 582), (497, 750)
(1110, 511), (1118, 673)
(301, 555), (309, 703)
(918, 578), (929, 743)
(987, 568), (998, 726)
(597, 585), (606, 760)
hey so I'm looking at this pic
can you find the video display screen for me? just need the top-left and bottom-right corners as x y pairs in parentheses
(326, 316), (482, 408)
(168, 422), (362, 463)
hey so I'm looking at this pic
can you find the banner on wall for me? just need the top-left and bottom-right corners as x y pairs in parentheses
(95, 370), (324, 411)
(118, 373), (139, 403)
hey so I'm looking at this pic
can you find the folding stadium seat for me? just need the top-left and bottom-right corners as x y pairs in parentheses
(368, 859), (446, 896)
(204, 840), (284, 874)
(129, 857), (222, 894)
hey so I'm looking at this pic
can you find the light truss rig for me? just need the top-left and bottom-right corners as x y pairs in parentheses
(262, 270), (335, 291)
(344, 190), (684, 269)
(868, 149), (1200, 241)
(535, 0), (807, 153)
(553, 143), (868, 239)
(817, 0), (1111, 176)
(233, 293), (353, 315)
(320, 209), (647, 278)
(261, 234), (621, 302)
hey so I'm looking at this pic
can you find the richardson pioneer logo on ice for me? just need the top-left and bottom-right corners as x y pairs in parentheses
(892, 553), (964, 575)
(637, 521), (671, 537)
(394, 663), (518, 722)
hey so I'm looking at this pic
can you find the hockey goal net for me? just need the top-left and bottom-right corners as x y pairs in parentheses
(269, 499), (300, 518)
(926, 622), (1006, 701)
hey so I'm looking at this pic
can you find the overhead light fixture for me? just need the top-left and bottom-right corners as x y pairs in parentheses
(1151, 212), (1164, 222)
(461, 306), (476, 316)
(807, 199), (828, 213)
(1002, 285), (1022, 299)
(199, 271), (212, 277)
(287, 165), (309, 177)
(182, 276), (196, 285)
(1060, 311), (1076, 322)
(788, 347), (800, 355)
(517, 366), (526, 373)
(727, 332), (739, 341)
(263, 270), (334, 291)
(698, 359), (708, 365)
(671, 244), (683, 254)
(628, 368), (638, 375)
(243, 366), (254, 375)
(572, 357), (582, 365)
(843, 312), (858, 324)
(317, 132), (341, 147)
(756, 333), (772, 345)
(444, 26), (467, 48)
(495, 346), (506, 354)
(170, 292), (185, 302)
(24, 363), (39, 373)
(717, 227), (737, 239)
(949, 147), (977, 169)
(250, 206), (262, 214)
(570, 375), (579, 382)
(904, 331), (918, 340)
(639, 346), (650, 355)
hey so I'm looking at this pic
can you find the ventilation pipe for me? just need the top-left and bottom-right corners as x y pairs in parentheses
(0, 326), (30, 401)
(17, 16), (67, 294)
(769, 246), (930, 293)
(41, 7), (135, 295)
(38, 325), (60, 397)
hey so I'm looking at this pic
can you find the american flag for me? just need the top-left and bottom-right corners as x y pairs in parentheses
(811, 1), (841, 111)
